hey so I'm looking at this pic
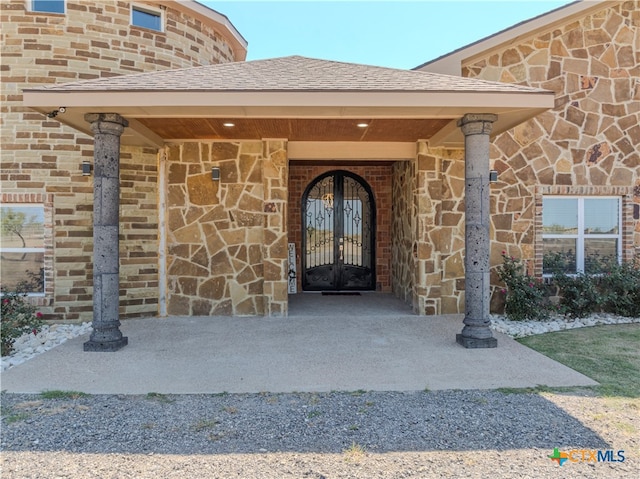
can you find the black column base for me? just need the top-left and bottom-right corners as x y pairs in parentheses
(84, 337), (128, 352)
(456, 334), (497, 349)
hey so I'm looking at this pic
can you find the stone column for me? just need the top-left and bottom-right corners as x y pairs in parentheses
(83, 113), (129, 352)
(456, 114), (498, 348)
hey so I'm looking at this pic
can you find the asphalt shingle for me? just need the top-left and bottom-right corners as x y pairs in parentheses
(32, 56), (547, 93)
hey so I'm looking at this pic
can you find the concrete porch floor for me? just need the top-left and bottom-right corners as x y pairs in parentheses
(0, 293), (597, 394)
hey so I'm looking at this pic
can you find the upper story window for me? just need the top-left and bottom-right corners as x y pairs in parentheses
(0, 205), (45, 295)
(131, 4), (164, 32)
(542, 196), (622, 275)
(29, 0), (65, 14)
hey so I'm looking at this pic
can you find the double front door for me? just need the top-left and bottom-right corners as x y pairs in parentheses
(302, 170), (375, 291)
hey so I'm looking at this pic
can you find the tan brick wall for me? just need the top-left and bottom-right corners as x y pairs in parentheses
(0, 0), (241, 321)
(288, 164), (392, 293)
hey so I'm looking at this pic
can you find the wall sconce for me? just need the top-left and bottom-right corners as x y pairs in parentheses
(489, 170), (498, 183)
(211, 166), (220, 181)
(82, 160), (92, 176)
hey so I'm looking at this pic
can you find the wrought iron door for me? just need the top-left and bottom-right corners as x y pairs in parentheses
(302, 170), (375, 291)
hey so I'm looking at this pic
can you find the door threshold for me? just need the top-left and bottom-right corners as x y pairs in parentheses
(321, 292), (362, 296)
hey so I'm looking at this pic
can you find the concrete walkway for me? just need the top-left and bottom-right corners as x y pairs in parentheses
(0, 294), (597, 394)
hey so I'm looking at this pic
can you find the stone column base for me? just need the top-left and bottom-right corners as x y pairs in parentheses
(456, 334), (497, 349)
(84, 337), (129, 352)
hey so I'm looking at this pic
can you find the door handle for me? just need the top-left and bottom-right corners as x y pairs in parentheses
(339, 237), (344, 261)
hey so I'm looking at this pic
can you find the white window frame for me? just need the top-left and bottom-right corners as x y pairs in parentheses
(542, 196), (623, 276)
(0, 203), (46, 296)
(28, 0), (65, 14)
(131, 3), (164, 32)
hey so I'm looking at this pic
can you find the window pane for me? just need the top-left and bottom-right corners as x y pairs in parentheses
(584, 238), (618, 274)
(543, 238), (577, 274)
(132, 7), (162, 31)
(543, 198), (577, 234)
(0, 206), (44, 248)
(32, 0), (64, 13)
(0, 252), (44, 293)
(584, 198), (619, 234)
(304, 176), (334, 268)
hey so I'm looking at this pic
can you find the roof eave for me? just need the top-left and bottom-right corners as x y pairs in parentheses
(23, 89), (554, 148)
(23, 89), (553, 110)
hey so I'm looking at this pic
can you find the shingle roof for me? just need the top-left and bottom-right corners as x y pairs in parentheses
(32, 56), (547, 94)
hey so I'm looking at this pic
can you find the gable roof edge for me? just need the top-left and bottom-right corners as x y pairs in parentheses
(415, 0), (619, 75)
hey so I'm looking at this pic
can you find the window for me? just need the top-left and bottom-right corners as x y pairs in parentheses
(0, 205), (45, 294)
(131, 4), (163, 31)
(542, 197), (622, 275)
(30, 0), (65, 14)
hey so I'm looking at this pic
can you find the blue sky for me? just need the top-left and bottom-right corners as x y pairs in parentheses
(207, 0), (575, 69)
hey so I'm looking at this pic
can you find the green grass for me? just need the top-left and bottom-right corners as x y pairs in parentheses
(4, 412), (30, 424)
(517, 323), (640, 398)
(350, 389), (367, 397)
(146, 392), (174, 403)
(496, 385), (558, 395)
(343, 442), (367, 463)
(192, 419), (219, 432)
(40, 390), (88, 400)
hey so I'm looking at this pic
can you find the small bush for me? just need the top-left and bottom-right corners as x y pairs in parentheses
(553, 272), (601, 318)
(497, 253), (552, 321)
(1, 290), (43, 356)
(599, 259), (640, 318)
(544, 252), (601, 318)
(544, 253), (640, 319)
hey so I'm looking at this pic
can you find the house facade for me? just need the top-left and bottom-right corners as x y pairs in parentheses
(1, 1), (638, 350)
(417, 0), (639, 312)
(1, 0), (246, 320)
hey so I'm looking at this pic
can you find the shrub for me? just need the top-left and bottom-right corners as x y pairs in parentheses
(497, 253), (552, 321)
(599, 259), (640, 318)
(553, 272), (601, 318)
(544, 252), (601, 318)
(544, 252), (640, 319)
(1, 290), (43, 356)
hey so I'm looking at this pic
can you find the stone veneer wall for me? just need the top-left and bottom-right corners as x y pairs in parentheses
(1, 0), (241, 321)
(165, 141), (288, 317)
(391, 147), (467, 315)
(287, 164), (392, 293)
(462, 1), (640, 262)
(416, 2), (640, 313)
(391, 161), (415, 307)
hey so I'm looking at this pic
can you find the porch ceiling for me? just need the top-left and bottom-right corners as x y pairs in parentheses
(135, 117), (452, 142)
(23, 56), (555, 149)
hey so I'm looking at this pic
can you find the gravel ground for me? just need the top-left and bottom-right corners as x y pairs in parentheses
(1, 389), (637, 478)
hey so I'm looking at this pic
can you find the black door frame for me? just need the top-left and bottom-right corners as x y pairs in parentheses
(301, 170), (376, 291)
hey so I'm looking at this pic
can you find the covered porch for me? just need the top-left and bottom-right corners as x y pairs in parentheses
(23, 56), (554, 350)
(0, 307), (597, 394)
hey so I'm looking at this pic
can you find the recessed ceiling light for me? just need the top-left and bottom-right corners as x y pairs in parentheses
(223, 122), (235, 127)
(357, 122), (369, 128)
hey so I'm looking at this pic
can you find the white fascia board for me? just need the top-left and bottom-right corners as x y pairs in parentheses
(23, 90), (554, 116)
